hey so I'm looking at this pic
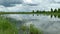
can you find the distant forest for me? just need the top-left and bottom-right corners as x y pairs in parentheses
(32, 8), (60, 13)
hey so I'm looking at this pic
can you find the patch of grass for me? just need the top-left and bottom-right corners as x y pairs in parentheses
(20, 25), (28, 31)
(0, 16), (18, 34)
(20, 24), (43, 34)
(29, 24), (43, 34)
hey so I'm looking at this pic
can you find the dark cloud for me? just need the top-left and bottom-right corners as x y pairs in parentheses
(0, 0), (23, 7)
(0, 0), (39, 7)
(55, 2), (60, 4)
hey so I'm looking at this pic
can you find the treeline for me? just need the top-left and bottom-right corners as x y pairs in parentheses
(51, 8), (60, 13)
(32, 8), (60, 13)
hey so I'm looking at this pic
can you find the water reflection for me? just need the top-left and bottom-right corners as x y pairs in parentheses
(1, 14), (60, 34)
(33, 14), (60, 19)
(33, 14), (39, 16)
(50, 14), (60, 18)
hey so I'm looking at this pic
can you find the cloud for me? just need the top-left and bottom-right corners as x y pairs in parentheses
(0, 0), (60, 12)
(54, 0), (60, 2)
(22, 3), (39, 6)
(0, 0), (23, 7)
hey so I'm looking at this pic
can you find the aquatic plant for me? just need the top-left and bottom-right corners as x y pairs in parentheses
(29, 24), (43, 34)
(20, 24), (43, 34)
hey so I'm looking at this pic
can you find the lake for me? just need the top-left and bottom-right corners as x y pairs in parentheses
(2, 14), (60, 34)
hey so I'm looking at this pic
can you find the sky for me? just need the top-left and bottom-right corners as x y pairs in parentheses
(0, 0), (60, 12)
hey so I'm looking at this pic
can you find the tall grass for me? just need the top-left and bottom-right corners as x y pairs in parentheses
(29, 24), (43, 34)
(0, 16), (18, 34)
(20, 24), (43, 34)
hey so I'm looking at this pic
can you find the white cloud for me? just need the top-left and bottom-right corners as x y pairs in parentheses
(23, 0), (33, 3)
(0, 0), (60, 12)
(0, 5), (7, 11)
(54, 0), (60, 2)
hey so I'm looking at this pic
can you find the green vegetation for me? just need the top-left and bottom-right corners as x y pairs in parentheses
(29, 24), (43, 34)
(0, 15), (43, 34)
(0, 8), (60, 34)
(0, 16), (18, 34)
(20, 24), (43, 34)
(34, 8), (60, 13)
(0, 8), (60, 14)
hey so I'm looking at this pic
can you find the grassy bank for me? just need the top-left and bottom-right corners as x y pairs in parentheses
(0, 12), (60, 14)
(0, 16), (18, 34)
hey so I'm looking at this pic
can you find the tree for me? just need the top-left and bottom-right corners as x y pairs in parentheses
(54, 9), (57, 12)
(51, 8), (53, 12)
(36, 10), (39, 13)
(32, 10), (34, 13)
(58, 8), (60, 12)
(42, 10), (45, 13)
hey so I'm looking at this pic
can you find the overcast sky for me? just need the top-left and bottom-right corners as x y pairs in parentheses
(0, 0), (60, 12)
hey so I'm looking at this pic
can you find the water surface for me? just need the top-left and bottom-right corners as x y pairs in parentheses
(3, 14), (60, 34)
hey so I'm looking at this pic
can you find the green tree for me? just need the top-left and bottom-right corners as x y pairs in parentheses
(36, 10), (39, 13)
(51, 8), (53, 12)
(58, 8), (60, 12)
(54, 9), (57, 12)
(32, 10), (34, 13)
(42, 10), (45, 13)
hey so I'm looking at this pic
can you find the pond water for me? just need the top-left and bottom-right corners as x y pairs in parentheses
(3, 14), (60, 34)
